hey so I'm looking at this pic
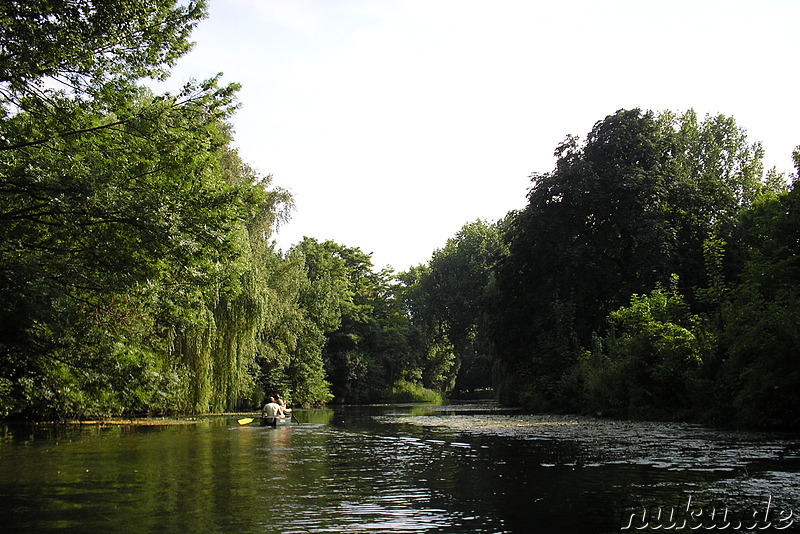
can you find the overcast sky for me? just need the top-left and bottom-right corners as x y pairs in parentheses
(159, 0), (799, 271)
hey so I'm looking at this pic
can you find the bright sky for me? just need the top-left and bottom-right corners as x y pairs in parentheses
(161, 0), (799, 271)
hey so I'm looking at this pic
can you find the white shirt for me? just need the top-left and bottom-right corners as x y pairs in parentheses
(263, 402), (283, 418)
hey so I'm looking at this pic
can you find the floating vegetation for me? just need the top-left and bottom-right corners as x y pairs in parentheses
(64, 419), (198, 426)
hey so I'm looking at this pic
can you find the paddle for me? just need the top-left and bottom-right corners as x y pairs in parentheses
(237, 417), (254, 425)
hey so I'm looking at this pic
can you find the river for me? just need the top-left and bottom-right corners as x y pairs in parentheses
(1, 403), (799, 533)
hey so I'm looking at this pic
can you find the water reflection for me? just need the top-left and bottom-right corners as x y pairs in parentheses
(378, 405), (800, 532)
(0, 407), (799, 533)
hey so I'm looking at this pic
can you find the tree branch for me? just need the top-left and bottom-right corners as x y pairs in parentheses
(0, 118), (130, 151)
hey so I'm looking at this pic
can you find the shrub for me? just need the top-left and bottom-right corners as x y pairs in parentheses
(579, 279), (712, 420)
(386, 379), (443, 404)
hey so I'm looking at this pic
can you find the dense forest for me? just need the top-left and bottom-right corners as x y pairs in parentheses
(491, 110), (799, 429)
(1, 1), (798, 429)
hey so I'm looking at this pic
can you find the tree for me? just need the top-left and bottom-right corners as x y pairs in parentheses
(492, 109), (675, 406)
(713, 152), (800, 428)
(491, 108), (774, 408)
(0, 0), (205, 95)
(665, 109), (770, 302)
(401, 220), (505, 396)
(293, 238), (419, 404)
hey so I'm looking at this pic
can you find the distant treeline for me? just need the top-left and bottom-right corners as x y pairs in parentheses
(1, 2), (798, 428)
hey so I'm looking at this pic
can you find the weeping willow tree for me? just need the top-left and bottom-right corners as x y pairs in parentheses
(167, 147), (295, 412)
(165, 144), (335, 412)
(253, 248), (337, 408)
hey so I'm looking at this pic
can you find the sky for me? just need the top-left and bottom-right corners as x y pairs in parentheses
(158, 0), (799, 271)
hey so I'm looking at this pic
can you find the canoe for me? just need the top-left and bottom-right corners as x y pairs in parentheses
(261, 414), (292, 427)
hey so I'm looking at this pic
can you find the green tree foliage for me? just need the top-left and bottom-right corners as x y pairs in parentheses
(0, 0), (204, 93)
(0, 76), (296, 416)
(247, 248), (334, 409)
(401, 220), (505, 396)
(0, 0), (229, 418)
(492, 108), (777, 409)
(294, 238), (420, 404)
(164, 145), (297, 413)
(712, 155), (800, 428)
(665, 110), (769, 299)
(578, 277), (710, 420)
(0, 0), (439, 416)
(3, 0), (796, 428)
(0, 0), (325, 417)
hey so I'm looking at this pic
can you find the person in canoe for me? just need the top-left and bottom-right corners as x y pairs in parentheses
(262, 396), (288, 426)
(275, 394), (292, 414)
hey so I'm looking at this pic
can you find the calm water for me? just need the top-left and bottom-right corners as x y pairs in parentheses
(1, 404), (799, 533)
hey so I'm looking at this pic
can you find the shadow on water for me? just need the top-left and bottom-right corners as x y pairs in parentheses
(1, 405), (799, 533)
